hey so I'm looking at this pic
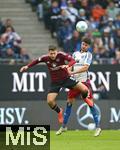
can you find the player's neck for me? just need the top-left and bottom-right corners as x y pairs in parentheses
(81, 50), (87, 53)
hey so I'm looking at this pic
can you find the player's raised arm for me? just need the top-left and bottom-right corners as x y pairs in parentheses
(20, 59), (39, 72)
(19, 59), (39, 72)
(20, 55), (45, 72)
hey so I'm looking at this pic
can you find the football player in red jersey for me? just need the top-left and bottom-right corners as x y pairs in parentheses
(20, 45), (88, 123)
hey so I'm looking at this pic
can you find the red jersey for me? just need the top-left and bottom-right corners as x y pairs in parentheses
(27, 52), (76, 83)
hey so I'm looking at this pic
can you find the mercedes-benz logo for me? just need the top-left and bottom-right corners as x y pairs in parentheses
(76, 103), (101, 129)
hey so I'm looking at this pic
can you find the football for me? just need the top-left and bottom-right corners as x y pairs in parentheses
(87, 123), (95, 130)
(76, 21), (88, 32)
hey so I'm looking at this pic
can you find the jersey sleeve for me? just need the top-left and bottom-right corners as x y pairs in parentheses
(27, 55), (46, 68)
(60, 52), (76, 67)
(84, 52), (92, 65)
(60, 52), (74, 61)
(38, 55), (47, 62)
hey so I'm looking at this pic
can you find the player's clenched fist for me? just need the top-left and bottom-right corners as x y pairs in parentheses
(20, 65), (28, 72)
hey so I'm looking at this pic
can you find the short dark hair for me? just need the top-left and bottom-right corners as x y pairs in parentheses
(82, 37), (91, 45)
(48, 45), (57, 51)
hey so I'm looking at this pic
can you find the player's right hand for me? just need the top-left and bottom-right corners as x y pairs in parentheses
(20, 65), (28, 72)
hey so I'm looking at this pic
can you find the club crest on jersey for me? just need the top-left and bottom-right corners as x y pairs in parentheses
(52, 63), (57, 67)
(64, 60), (68, 64)
(47, 61), (50, 64)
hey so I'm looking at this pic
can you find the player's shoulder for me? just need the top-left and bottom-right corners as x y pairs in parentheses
(57, 51), (71, 58)
(38, 54), (49, 61)
(86, 51), (92, 58)
(42, 54), (49, 58)
(73, 51), (81, 55)
(58, 51), (73, 61)
(58, 51), (67, 56)
(72, 51), (81, 57)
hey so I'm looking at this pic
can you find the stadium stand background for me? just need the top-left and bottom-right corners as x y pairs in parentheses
(0, 0), (120, 64)
(28, 0), (120, 64)
(0, 0), (56, 64)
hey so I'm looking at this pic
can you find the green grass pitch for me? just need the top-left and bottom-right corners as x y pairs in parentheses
(50, 130), (120, 150)
(0, 130), (119, 150)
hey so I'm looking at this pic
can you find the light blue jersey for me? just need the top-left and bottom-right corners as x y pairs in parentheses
(72, 51), (92, 82)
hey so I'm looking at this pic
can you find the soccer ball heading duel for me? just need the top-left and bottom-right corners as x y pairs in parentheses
(76, 21), (88, 32)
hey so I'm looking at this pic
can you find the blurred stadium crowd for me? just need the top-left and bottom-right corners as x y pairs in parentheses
(27, 0), (120, 64)
(0, 18), (30, 64)
(1, 0), (120, 64)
